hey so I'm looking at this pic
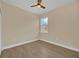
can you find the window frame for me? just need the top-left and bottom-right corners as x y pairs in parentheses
(40, 16), (48, 33)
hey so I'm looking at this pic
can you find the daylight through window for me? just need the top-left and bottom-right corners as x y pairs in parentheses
(40, 17), (48, 33)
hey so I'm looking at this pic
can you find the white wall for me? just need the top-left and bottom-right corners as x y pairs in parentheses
(0, 14), (1, 54)
(0, 0), (2, 54)
(2, 2), (39, 49)
(1, 0), (79, 53)
(40, 1), (79, 52)
(0, 14), (1, 55)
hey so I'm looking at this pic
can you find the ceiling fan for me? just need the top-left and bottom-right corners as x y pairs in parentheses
(30, 0), (46, 9)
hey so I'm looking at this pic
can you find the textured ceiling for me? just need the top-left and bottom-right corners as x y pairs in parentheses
(3, 0), (76, 15)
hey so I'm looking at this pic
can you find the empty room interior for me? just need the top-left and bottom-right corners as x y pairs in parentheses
(0, 0), (79, 58)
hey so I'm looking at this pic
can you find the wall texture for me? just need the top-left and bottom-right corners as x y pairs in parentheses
(2, 2), (39, 49)
(40, 1), (79, 51)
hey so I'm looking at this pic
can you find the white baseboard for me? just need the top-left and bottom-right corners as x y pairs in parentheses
(2, 39), (79, 53)
(40, 39), (79, 53)
(2, 39), (39, 51)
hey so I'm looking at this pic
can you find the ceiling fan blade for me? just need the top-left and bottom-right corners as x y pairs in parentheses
(30, 5), (38, 7)
(30, 0), (46, 9)
(40, 5), (45, 9)
(38, 0), (42, 3)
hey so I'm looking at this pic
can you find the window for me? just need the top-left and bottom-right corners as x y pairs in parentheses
(40, 17), (48, 33)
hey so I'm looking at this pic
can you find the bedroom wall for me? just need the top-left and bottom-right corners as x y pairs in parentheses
(40, 1), (79, 52)
(1, 0), (79, 52)
(0, 0), (2, 54)
(2, 2), (39, 49)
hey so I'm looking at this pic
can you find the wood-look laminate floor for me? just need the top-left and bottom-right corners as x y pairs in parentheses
(0, 40), (79, 58)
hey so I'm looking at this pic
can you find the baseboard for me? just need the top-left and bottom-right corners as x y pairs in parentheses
(40, 39), (79, 53)
(2, 39), (79, 53)
(2, 39), (39, 51)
